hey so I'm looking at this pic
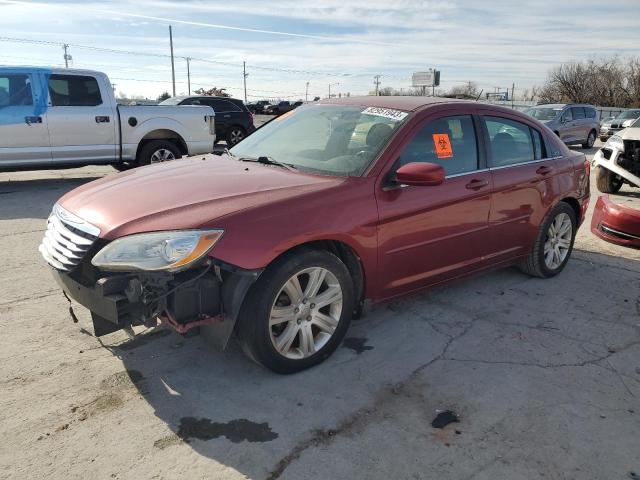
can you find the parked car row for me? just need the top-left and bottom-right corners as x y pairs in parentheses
(246, 99), (303, 115)
(599, 109), (640, 141)
(41, 96), (590, 372)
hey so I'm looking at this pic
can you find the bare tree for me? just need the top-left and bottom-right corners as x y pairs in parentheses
(194, 87), (230, 97)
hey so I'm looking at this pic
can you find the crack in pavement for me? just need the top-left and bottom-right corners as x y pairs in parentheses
(266, 318), (476, 480)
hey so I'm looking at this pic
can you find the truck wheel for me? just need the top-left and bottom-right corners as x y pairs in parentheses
(582, 130), (596, 148)
(236, 248), (354, 374)
(226, 126), (246, 146)
(137, 140), (181, 167)
(518, 202), (577, 278)
(596, 166), (623, 193)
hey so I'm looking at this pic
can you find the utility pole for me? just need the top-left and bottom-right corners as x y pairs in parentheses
(373, 75), (381, 96)
(186, 57), (191, 95)
(243, 61), (248, 103)
(511, 82), (515, 108)
(305, 81), (309, 102)
(62, 44), (70, 68)
(169, 26), (176, 97)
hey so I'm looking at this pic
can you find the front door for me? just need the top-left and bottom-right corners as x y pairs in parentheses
(376, 113), (492, 300)
(46, 74), (117, 163)
(0, 70), (52, 167)
(480, 113), (559, 260)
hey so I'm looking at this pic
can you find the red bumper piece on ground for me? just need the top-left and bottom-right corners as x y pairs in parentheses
(591, 195), (640, 249)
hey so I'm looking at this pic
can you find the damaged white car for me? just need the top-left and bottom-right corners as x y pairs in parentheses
(593, 119), (640, 193)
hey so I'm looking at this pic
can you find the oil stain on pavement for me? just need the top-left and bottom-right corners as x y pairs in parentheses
(177, 417), (279, 444)
(342, 337), (373, 354)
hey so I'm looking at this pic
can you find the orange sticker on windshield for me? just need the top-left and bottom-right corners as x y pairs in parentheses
(432, 133), (453, 158)
(274, 110), (296, 121)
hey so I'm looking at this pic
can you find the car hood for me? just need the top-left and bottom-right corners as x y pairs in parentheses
(616, 127), (640, 140)
(58, 155), (343, 239)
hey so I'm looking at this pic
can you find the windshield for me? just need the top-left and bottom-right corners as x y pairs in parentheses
(524, 107), (562, 121)
(616, 110), (640, 120)
(229, 104), (408, 176)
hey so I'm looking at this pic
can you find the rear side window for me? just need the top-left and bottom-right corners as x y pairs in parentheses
(200, 98), (242, 112)
(585, 107), (596, 119)
(484, 116), (535, 167)
(0, 74), (33, 107)
(48, 75), (102, 106)
(397, 115), (478, 176)
(571, 107), (585, 119)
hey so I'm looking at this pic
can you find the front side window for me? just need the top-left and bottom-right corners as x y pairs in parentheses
(0, 74), (33, 107)
(484, 116), (535, 167)
(560, 108), (573, 123)
(396, 115), (478, 176)
(48, 75), (102, 106)
(230, 104), (407, 176)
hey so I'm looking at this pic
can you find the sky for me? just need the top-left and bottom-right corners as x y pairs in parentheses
(0, 0), (639, 101)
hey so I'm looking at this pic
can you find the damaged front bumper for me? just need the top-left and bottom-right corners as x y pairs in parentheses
(50, 259), (261, 347)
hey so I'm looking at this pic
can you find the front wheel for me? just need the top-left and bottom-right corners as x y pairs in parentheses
(582, 130), (596, 148)
(596, 166), (623, 193)
(518, 202), (577, 278)
(236, 249), (354, 374)
(137, 140), (181, 167)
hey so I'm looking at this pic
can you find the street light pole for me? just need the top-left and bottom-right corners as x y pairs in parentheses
(305, 81), (309, 102)
(186, 57), (191, 95)
(243, 61), (248, 103)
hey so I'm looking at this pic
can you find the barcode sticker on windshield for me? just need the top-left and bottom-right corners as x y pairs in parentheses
(362, 107), (408, 121)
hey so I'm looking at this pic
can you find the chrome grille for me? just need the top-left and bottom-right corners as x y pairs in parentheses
(39, 204), (100, 271)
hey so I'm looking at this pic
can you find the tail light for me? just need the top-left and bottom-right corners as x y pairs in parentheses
(584, 157), (590, 177)
(249, 111), (254, 126)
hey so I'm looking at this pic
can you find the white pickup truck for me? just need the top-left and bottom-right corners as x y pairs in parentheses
(0, 67), (215, 170)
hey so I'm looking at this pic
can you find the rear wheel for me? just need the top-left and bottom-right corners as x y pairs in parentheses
(582, 130), (596, 148)
(519, 202), (577, 278)
(226, 126), (246, 146)
(137, 140), (181, 167)
(236, 249), (354, 374)
(596, 166), (623, 193)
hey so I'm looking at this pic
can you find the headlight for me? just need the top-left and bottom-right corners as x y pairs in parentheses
(603, 135), (624, 152)
(92, 230), (223, 272)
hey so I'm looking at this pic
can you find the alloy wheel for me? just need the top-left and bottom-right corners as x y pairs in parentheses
(269, 267), (343, 359)
(229, 129), (245, 145)
(543, 212), (572, 270)
(587, 131), (595, 147)
(150, 149), (176, 163)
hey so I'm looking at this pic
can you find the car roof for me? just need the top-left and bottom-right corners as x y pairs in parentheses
(318, 95), (463, 112)
(534, 103), (595, 109)
(178, 95), (243, 102)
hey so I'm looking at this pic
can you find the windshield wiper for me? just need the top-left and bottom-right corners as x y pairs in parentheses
(238, 156), (297, 171)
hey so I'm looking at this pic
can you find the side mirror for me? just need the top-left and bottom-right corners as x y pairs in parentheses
(395, 162), (445, 187)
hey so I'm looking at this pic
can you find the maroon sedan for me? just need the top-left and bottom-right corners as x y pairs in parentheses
(40, 97), (590, 373)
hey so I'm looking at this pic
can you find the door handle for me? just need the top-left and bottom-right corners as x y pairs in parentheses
(24, 116), (42, 125)
(95, 116), (110, 123)
(536, 166), (553, 175)
(465, 179), (489, 190)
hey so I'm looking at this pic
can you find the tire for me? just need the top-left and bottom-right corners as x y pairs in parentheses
(226, 126), (246, 146)
(518, 202), (577, 278)
(582, 130), (596, 148)
(596, 166), (623, 194)
(236, 248), (355, 374)
(137, 140), (181, 167)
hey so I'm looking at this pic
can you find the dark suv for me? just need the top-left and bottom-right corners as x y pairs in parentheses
(161, 96), (255, 146)
(264, 101), (294, 115)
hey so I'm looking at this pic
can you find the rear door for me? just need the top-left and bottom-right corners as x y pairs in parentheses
(376, 110), (493, 299)
(0, 70), (52, 167)
(481, 112), (559, 260)
(571, 106), (587, 142)
(46, 74), (117, 163)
